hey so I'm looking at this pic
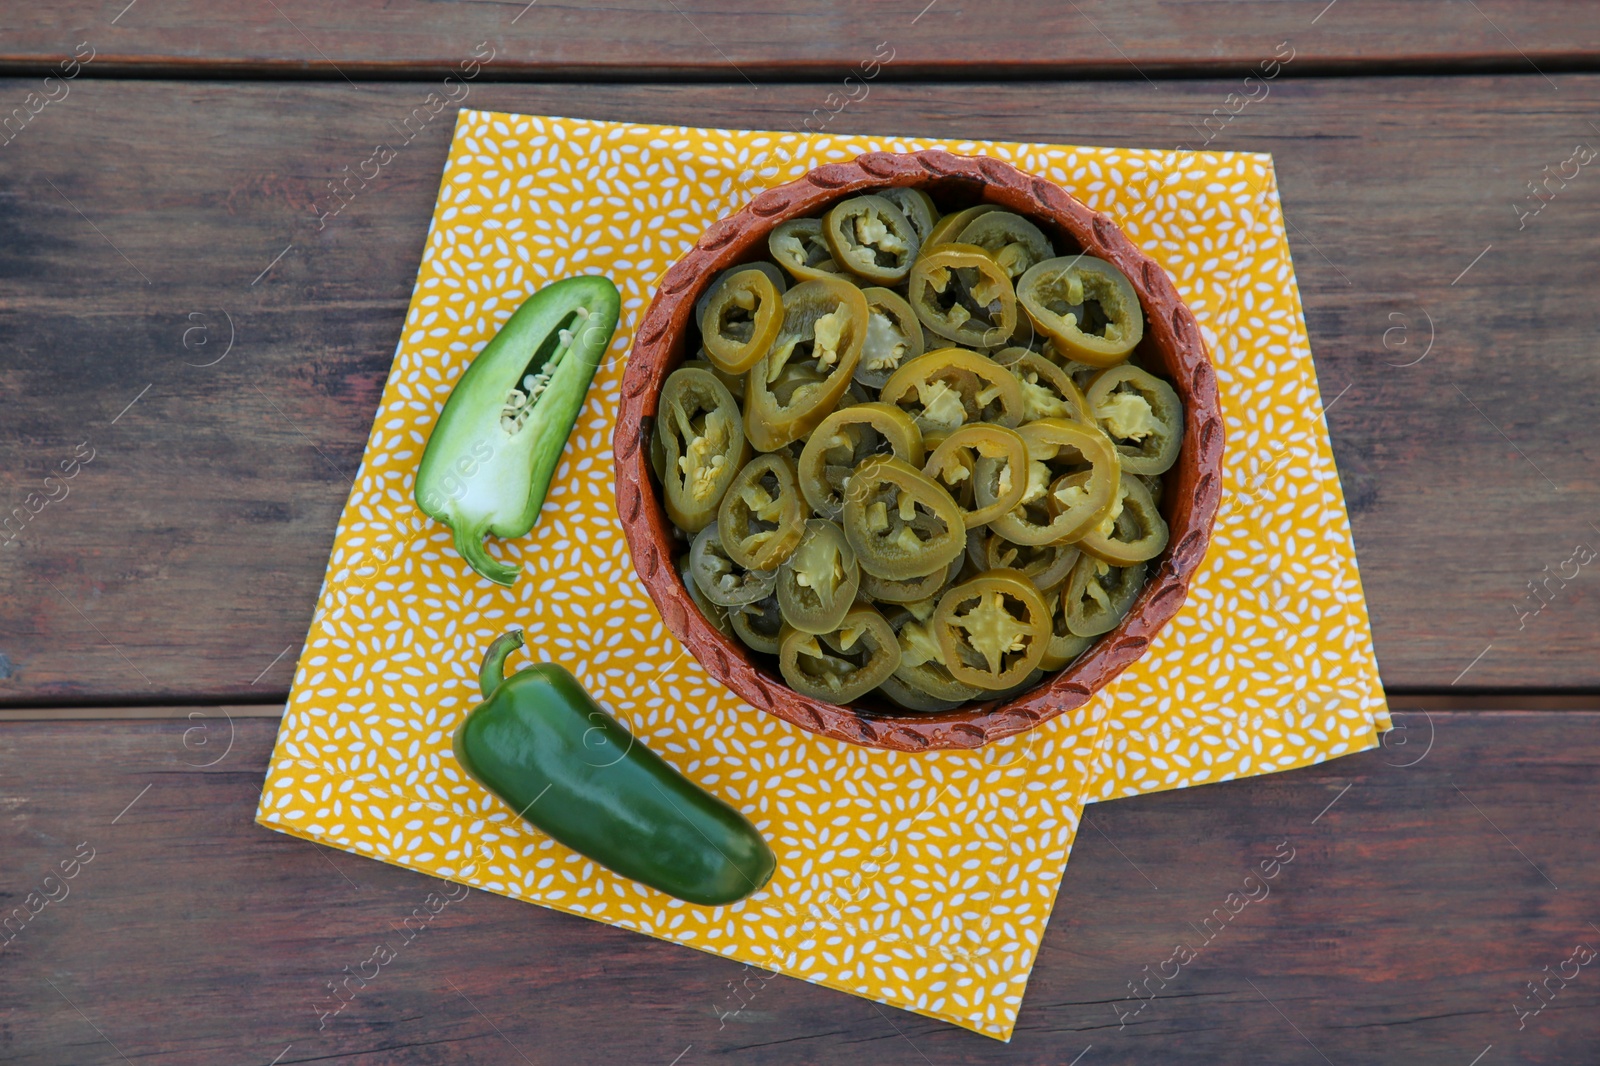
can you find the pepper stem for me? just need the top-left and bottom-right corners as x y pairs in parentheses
(452, 522), (520, 588)
(480, 629), (526, 700)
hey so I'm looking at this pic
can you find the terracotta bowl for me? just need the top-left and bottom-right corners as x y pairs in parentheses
(614, 150), (1223, 752)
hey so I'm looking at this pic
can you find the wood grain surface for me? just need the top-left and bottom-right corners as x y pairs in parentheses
(2, 76), (1598, 703)
(0, 710), (1591, 1064)
(4, 1), (1600, 79)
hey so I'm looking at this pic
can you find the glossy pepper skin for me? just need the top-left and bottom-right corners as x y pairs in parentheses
(453, 631), (776, 906)
(416, 276), (621, 587)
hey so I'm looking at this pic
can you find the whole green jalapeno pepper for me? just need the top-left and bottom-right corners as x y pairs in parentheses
(453, 630), (776, 906)
(416, 275), (622, 587)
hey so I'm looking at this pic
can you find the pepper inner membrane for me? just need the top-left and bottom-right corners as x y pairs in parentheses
(500, 305), (591, 434)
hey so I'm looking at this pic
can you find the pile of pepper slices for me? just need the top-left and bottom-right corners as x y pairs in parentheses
(650, 190), (1184, 711)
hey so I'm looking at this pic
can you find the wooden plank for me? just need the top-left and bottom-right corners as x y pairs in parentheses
(0, 711), (1594, 1062)
(2, 76), (1599, 704)
(4, 1), (1600, 79)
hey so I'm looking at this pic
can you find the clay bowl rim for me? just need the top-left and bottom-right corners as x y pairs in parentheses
(613, 149), (1224, 753)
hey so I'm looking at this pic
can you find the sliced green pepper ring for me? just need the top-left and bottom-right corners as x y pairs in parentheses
(769, 218), (845, 283)
(956, 210), (1054, 279)
(797, 402), (925, 520)
(879, 347), (1025, 438)
(1039, 584), (1093, 671)
(975, 418), (1121, 546)
(679, 554), (734, 637)
(778, 605), (901, 705)
(923, 424), (1029, 528)
(655, 366), (751, 533)
(840, 455), (968, 580)
(906, 244), (1018, 349)
(855, 286), (926, 390)
(994, 346), (1092, 424)
(861, 553), (962, 604)
(932, 570), (1050, 691)
(745, 277), (868, 452)
(877, 187), (938, 246)
(965, 526), (1080, 593)
(823, 194), (921, 284)
(1064, 555), (1146, 637)
(925, 204), (999, 249)
(1085, 364), (1184, 476)
(695, 261), (787, 328)
(886, 599), (988, 704)
(690, 521), (778, 607)
(730, 594), (784, 655)
(1017, 255), (1145, 367)
(1077, 473), (1169, 566)
(717, 451), (806, 571)
(698, 266), (784, 374)
(683, 356), (745, 404)
(776, 519), (861, 634)
(1138, 472), (1165, 506)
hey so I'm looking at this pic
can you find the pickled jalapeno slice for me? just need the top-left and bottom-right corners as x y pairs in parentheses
(776, 519), (861, 634)
(965, 526), (1080, 593)
(778, 605), (901, 705)
(923, 424), (1029, 528)
(679, 554), (734, 637)
(878, 187), (938, 246)
(796, 402), (925, 520)
(861, 553), (962, 605)
(730, 594), (784, 655)
(1039, 583), (1093, 671)
(888, 599), (987, 704)
(931, 570), (1050, 691)
(745, 277), (869, 451)
(717, 451), (807, 571)
(841, 455), (968, 580)
(1064, 554), (1146, 637)
(1076, 473), (1169, 566)
(1017, 255), (1144, 367)
(690, 521), (778, 607)
(925, 204), (999, 249)
(1084, 364), (1183, 476)
(994, 346), (1092, 424)
(656, 366), (751, 533)
(955, 210), (1054, 279)
(975, 417), (1121, 546)
(855, 286), (925, 390)
(879, 347), (1025, 438)
(907, 244), (1018, 348)
(698, 266), (784, 374)
(823, 194), (921, 284)
(769, 218), (844, 283)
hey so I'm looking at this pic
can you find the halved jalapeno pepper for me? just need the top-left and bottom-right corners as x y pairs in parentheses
(1064, 555), (1146, 637)
(965, 526), (1080, 593)
(823, 194), (921, 284)
(879, 348), (1025, 439)
(717, 451), (806, 571)
(730, 594), (784, 655)
(796, 402), (924, 520)
(923, 424), (1029, 528)
(769, 218), (844, 283)
(745, 277), (868, 452)
(855, 286), (925, 390)
(778, 605), (901, 705)
(690, 520), (779, 607)
(1017, 255), (1144, 367)
(776, 519), (860, 634)
(907, 244), (1018, 349)
(956, 210), (1054, 279)
(994, 346), (1092, 424)
(1077, 473), (1169, 565)
(878, 187), (938, 246)
(931, 570), (1050, 691)
(840, 455), (967, 580)
(925, 204), (999, 249)
(1085, 364), (1183, 476)
(655, 366), (751, 533)
(698, 266), (784, 374)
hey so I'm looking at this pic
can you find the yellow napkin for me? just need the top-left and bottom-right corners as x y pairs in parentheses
(256, 112), (1386, 1041)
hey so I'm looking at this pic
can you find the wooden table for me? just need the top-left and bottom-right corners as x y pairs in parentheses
(3, 4), (1599, 1062)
